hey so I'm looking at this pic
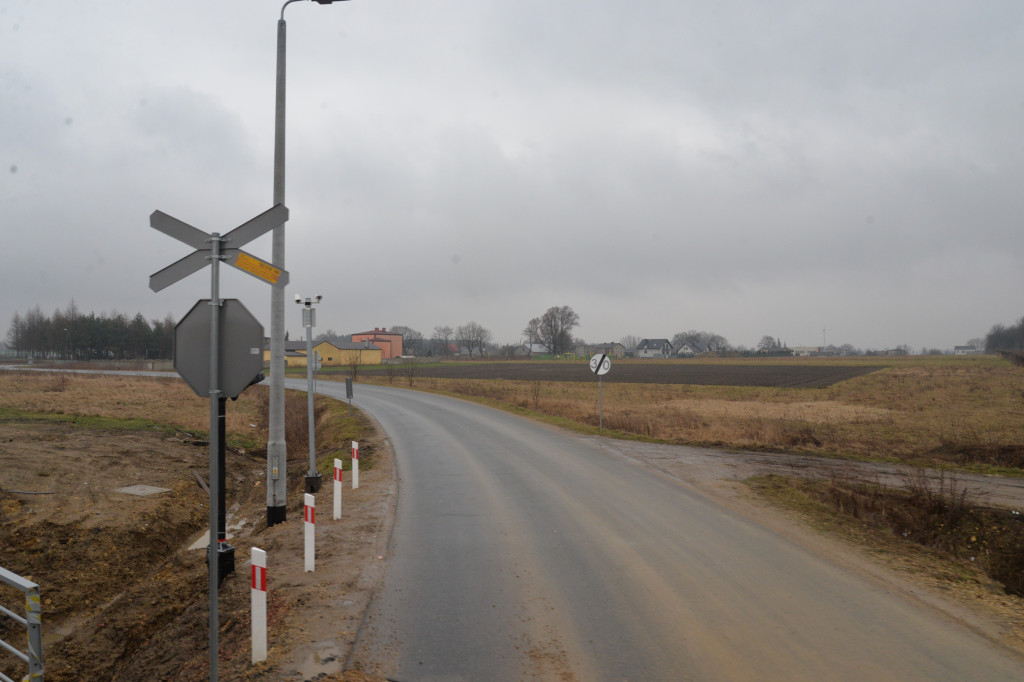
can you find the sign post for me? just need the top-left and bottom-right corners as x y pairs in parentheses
(148, 205), (288, 682)
(589, 353), (612, 431)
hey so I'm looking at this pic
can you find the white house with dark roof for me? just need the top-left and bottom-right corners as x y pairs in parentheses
(676, 340), (708, 357)
(636, 338), (674, 358)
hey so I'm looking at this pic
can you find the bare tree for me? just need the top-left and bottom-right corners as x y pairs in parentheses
(390, 325), (424, 356)
(401, 356), (419, 385)
(523, 317), (541, 346)
(433, 325), (454, 356)
(454, 323), (474, 356)
(528, 306), (580, 356)
(347, 347), (363, 380)
(455, 322), (491, 357)
(619, 335), (640, 352)
(473, 325), (493, 357)
(672, 330), (731, 354)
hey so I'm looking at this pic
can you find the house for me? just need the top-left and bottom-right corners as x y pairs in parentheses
(264, 339), (383, 368)
(758, 346), (794, 356)
(586, 342), (626, 359)
(954, 346), (982, 356)
(311, 340), (383, 366)
(636, 338), (674, 358)
(789, 346), (820, 357)
(513, 343), (549, 357)
(351, 327), (403, 360)
(676, 340), (708, 357)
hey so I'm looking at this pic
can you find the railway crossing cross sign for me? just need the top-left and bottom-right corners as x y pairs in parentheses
(147, 202), (289, 679)
(148, 203), (290, 291)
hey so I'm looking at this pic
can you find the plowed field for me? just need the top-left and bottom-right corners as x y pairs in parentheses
(361, 361), (882, 387)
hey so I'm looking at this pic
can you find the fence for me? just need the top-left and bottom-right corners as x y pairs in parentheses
(0, 567), (42, 682)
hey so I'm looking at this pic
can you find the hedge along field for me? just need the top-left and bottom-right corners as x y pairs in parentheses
(357, 355), (1024, 472)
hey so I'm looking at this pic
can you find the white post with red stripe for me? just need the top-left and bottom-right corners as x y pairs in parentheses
(333, 458), (343, 520)
(352, 441), (360, 489)
(251, 547), (267, 663)
(304, 493), (315, 572)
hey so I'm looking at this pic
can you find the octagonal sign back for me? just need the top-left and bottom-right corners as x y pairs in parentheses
(174, 299), (265, 398)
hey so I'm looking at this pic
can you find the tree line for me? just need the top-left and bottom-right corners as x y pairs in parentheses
(985, 318), (1024, 353)
(5, 302), (175, 360)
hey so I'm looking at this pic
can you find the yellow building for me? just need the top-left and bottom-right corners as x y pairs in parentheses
(263, 340), (383, 368)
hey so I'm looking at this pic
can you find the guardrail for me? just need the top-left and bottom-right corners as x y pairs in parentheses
(0, 567), (42, 682)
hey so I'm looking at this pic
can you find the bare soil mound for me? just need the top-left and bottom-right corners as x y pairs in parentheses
(0, 408), (392, 681)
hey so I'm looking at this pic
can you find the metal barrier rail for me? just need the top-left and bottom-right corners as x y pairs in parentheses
(0, 567), (42, 682)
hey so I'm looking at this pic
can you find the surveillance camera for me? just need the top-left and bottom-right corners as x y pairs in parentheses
(316, 294), (323, 303)
(294, 294), (302, 303)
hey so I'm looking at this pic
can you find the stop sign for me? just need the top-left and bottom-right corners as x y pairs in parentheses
(174, 299), (264, 398)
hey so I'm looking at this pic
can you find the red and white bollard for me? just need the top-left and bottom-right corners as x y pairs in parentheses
(351, 441), (360, 489)
(304, 493), (315, 573)
(251, 547), (267, 663)
(333, 458), (343, 520)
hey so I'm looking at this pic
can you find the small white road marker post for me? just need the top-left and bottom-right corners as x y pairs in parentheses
(251, 548), (267, 663)
(351, 441), (360, 489)
(333, 458), (343, 520)
(304, 494), (315, 572)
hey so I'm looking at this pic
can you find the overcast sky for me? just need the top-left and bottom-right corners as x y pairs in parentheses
(3, 1), (1023, 351)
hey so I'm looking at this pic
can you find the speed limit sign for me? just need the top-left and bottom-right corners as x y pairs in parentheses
(589, 353), (611, 376)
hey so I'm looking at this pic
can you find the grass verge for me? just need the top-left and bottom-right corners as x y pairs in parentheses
(749, 473), (1024, 595)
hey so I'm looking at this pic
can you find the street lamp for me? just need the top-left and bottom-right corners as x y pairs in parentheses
(268, 0), (351, 527)
(296, 294), (323, 493)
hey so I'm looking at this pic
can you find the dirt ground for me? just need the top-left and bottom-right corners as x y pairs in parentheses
(2, 370), (1023, 679)
(0, 405), (394, 681)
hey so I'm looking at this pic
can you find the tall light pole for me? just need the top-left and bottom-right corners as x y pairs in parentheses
(296, 294), (323, 493)
(268, 0), (350, 527)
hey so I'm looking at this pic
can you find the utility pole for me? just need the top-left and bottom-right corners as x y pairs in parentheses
(268, 0), (352, 527)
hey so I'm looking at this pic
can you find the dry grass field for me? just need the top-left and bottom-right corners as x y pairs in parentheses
(0, 370), (387, 680)
(358, 355), (1024, 472)
(0, 371), (266, 447)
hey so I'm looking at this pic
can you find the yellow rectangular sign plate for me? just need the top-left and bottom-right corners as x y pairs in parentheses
(231, 250), (285, 285)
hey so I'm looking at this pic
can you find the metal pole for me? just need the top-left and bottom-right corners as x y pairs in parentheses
(599, 375), (603, 432)
(26, 582), (41, 680)
(217, 397), (235, 583)
(208, 233), (223, 681)
(267, 11), (290, 528)
(304, 301), (321, 493)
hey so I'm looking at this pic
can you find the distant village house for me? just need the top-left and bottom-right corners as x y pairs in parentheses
(636, 338), (674, 358)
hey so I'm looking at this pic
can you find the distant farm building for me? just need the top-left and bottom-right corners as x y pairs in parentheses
(351, 328), (404, 360)
(264, 340), (383, 368)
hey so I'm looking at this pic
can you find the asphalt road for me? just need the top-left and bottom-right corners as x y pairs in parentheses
(305, 381), (1024, 680)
